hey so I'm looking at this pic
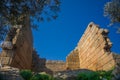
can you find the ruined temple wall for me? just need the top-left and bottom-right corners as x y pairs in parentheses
(31, 50), (66, 73)
(78, 22), (115, 71)
(46, 60), (66, 72)
(11, 30), (33, 69)
(66, 48), (80, 70)
(0, 17), (33, 69)
(11, 17), (33, 69)
(66, 22), (115, 71)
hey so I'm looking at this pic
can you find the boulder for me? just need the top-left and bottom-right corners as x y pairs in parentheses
(0, 66), (24, 80)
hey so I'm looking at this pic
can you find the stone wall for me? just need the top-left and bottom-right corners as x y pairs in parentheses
(46, 60), (66, 72)
(66, 22), (115, 71)
(11, 23), (33, 69)
(31, 50), (53, 74)
(66, 48), (80, 70)
(0, 17), (33, 69)
(31, 50), (66, 73)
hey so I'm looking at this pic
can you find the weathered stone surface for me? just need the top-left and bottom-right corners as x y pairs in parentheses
(31, 50), (53, 75)
(0, 66), (24, 80)
(31, 50), (66, 75)
(0, 21), (119, 78)
(10, 26), (33, 69)
(0, 17), (33, 69)
(66, 48), (80, 70)
(46, 60), (66, 72)
(66, 22), (116, 71)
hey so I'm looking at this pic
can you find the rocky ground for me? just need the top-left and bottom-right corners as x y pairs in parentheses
(53, 69), (93, 80)
(0, 66), (24, 80)
(0, 66), (120, 80)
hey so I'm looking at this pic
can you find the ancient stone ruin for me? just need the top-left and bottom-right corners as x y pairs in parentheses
(31, 49), (66, 74)
(0, 22), (120, 78)
(0, 17), (33, 69)
(46, 60), (66, 72)
(66, 22), (119, 71)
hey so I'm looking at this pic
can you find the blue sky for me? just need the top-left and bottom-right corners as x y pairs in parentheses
(33, 0), (120, 61)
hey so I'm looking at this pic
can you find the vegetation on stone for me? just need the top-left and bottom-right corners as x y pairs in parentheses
(30, 73), (54, 80)
(20, 70), (55, 80)
(0, 69), (114, 80)
(0, 0), (120, 80)
(77, 70), (113, 80)
(20, 70), (32, 80)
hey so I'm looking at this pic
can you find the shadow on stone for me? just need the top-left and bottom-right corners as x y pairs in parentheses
(112, 53), (120, 80)
(32, 49), (53, 75)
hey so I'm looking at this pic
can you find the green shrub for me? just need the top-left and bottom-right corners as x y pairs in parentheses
(77, 70), (113, 80)
(30, 73), (54, 80)
(20, 69), (55, 80)
(20, 70), (32, 80)
(77, 72), (99, 80)
(96, 70), (113, 80)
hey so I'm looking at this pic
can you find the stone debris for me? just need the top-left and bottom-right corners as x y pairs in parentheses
(0, 66), (24, 80)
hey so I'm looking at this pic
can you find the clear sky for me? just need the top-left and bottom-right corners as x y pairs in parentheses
(32, 0), (120, 61)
